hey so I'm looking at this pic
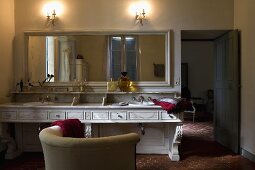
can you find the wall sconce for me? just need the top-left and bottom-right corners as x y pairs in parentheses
(135, 9), (146, 26)
(46, 9), (56, 26)
(43, 2), (63, 27)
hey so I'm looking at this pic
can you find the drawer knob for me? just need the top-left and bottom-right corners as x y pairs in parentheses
(56, 115), (60, 118)
(117, 115), (123, 118)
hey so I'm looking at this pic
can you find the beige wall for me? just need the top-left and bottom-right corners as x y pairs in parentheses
(234, 0), (255, 156)
(139, 35), (165, 81)
(181, 41), (214, 100)
(28, 36), (46, 82)
(76, 35), (107, 81)
(0, 0), (15, 103)
(14, 0), (234, 93)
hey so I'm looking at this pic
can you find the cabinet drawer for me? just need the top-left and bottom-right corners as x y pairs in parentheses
(110, 111), (127, 120)
(49, 111), (66, 120)
(92, 111), (109, 120)
(19, 111), (47, 120)
(161, 112), (175, 120)
(129, 111), (159, 120)
(67, 111), (84, 120)
(0, 111), (17, 120)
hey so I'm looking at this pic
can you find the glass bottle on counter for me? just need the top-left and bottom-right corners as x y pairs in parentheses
(118, 72), (131, 92)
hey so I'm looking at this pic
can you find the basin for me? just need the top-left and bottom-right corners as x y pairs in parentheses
(23, 102), (55, 106)
(128, 101), (155, 106)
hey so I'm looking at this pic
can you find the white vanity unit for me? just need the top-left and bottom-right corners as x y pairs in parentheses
(0, 102), (182, 161)
(3, 30), (182, 161)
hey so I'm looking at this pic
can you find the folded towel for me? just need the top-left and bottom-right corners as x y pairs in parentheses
(152, 98), (194, 113)
(152, 99), (177, 112)
(51, 119), (84, 138)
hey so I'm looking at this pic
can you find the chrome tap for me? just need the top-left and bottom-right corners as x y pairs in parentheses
(132, 96), (137, 101)
(71, 96), (80, 106)
(132, 96), (152, 104)
(38, 74), (54, 87)
(79, 80), (87, 92)
(138, 96), (145, 103)
(39, 95), (51, 103)
(132, 95), (145, 103)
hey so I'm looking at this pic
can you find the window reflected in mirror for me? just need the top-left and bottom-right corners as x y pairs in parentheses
(110, 36), (138, 81)
(28, 33), (166, 83)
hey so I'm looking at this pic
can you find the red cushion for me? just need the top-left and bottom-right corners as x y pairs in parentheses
(51, 119), (84, 138)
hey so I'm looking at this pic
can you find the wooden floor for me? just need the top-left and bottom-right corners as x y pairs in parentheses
(1, 120), (255, 170)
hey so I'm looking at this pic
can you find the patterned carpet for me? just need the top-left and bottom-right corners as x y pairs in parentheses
(1, 121), (255, 170)
(137, 121), (255, 170)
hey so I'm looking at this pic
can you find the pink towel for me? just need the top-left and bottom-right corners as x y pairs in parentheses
(51, 119), (84, 138)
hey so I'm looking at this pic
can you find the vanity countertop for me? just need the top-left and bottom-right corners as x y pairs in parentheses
(0, 102), (162, 109)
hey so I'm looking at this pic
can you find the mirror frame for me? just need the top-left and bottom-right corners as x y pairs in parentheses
(24, 30), (172, 92)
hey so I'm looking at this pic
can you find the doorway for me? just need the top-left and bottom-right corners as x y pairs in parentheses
(181, 30), (240, 153)
(181, 30), (228, 121)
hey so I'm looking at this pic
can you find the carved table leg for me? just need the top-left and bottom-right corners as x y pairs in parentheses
(168, 122), (183, 161)
(0, 123), (22, 159)
(84, 123), (92, 138)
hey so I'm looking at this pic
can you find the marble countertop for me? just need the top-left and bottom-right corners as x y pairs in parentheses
(0, 102), (162, 109)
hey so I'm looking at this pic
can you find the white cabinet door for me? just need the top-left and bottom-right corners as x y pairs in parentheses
(49, 111), (66, 120)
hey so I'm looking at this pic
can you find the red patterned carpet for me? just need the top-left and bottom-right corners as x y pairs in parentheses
(1, 121), (255, 170)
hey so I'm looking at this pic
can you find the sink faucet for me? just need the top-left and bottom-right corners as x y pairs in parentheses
(79, 80), (87, 92)
(39, 95), (51, 103)
(132, 96), (145, 103)
(138, 96), (144, 103)
(71, 96), (80, 106)
(38, 74), (54, 88)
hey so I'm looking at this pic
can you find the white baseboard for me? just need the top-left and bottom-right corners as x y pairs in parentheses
(241, 148), (255, 163)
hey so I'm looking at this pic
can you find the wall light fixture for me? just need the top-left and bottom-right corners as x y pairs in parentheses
(43, 2), (63, 27)
(135, 9), (146, 26)
(46, 9), (56, 26)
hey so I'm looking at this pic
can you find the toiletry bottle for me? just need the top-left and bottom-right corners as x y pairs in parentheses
(118, 72), (130, 92)
(20, 80), (23, 92)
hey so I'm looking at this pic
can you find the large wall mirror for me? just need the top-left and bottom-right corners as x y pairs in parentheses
(25, 30), (171, 89)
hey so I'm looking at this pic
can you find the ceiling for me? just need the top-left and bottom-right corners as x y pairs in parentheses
(181, 30), (230, 41)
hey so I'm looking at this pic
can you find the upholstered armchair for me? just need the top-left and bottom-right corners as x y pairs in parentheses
(39, 126), (140, 170)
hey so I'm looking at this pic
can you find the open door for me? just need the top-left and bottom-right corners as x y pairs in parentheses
(214, 30), (240, 153)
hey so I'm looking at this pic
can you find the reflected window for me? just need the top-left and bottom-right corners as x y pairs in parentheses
(46, 36), (55, 82)
(109, 36), (138, 81)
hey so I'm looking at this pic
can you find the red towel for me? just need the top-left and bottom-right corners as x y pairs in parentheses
(152, 98), (194, 112)
(51, 119), (84, 138)
(152, 99), (177, 112)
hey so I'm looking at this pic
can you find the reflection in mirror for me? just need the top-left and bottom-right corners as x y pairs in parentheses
(27, 33), (167, 83)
